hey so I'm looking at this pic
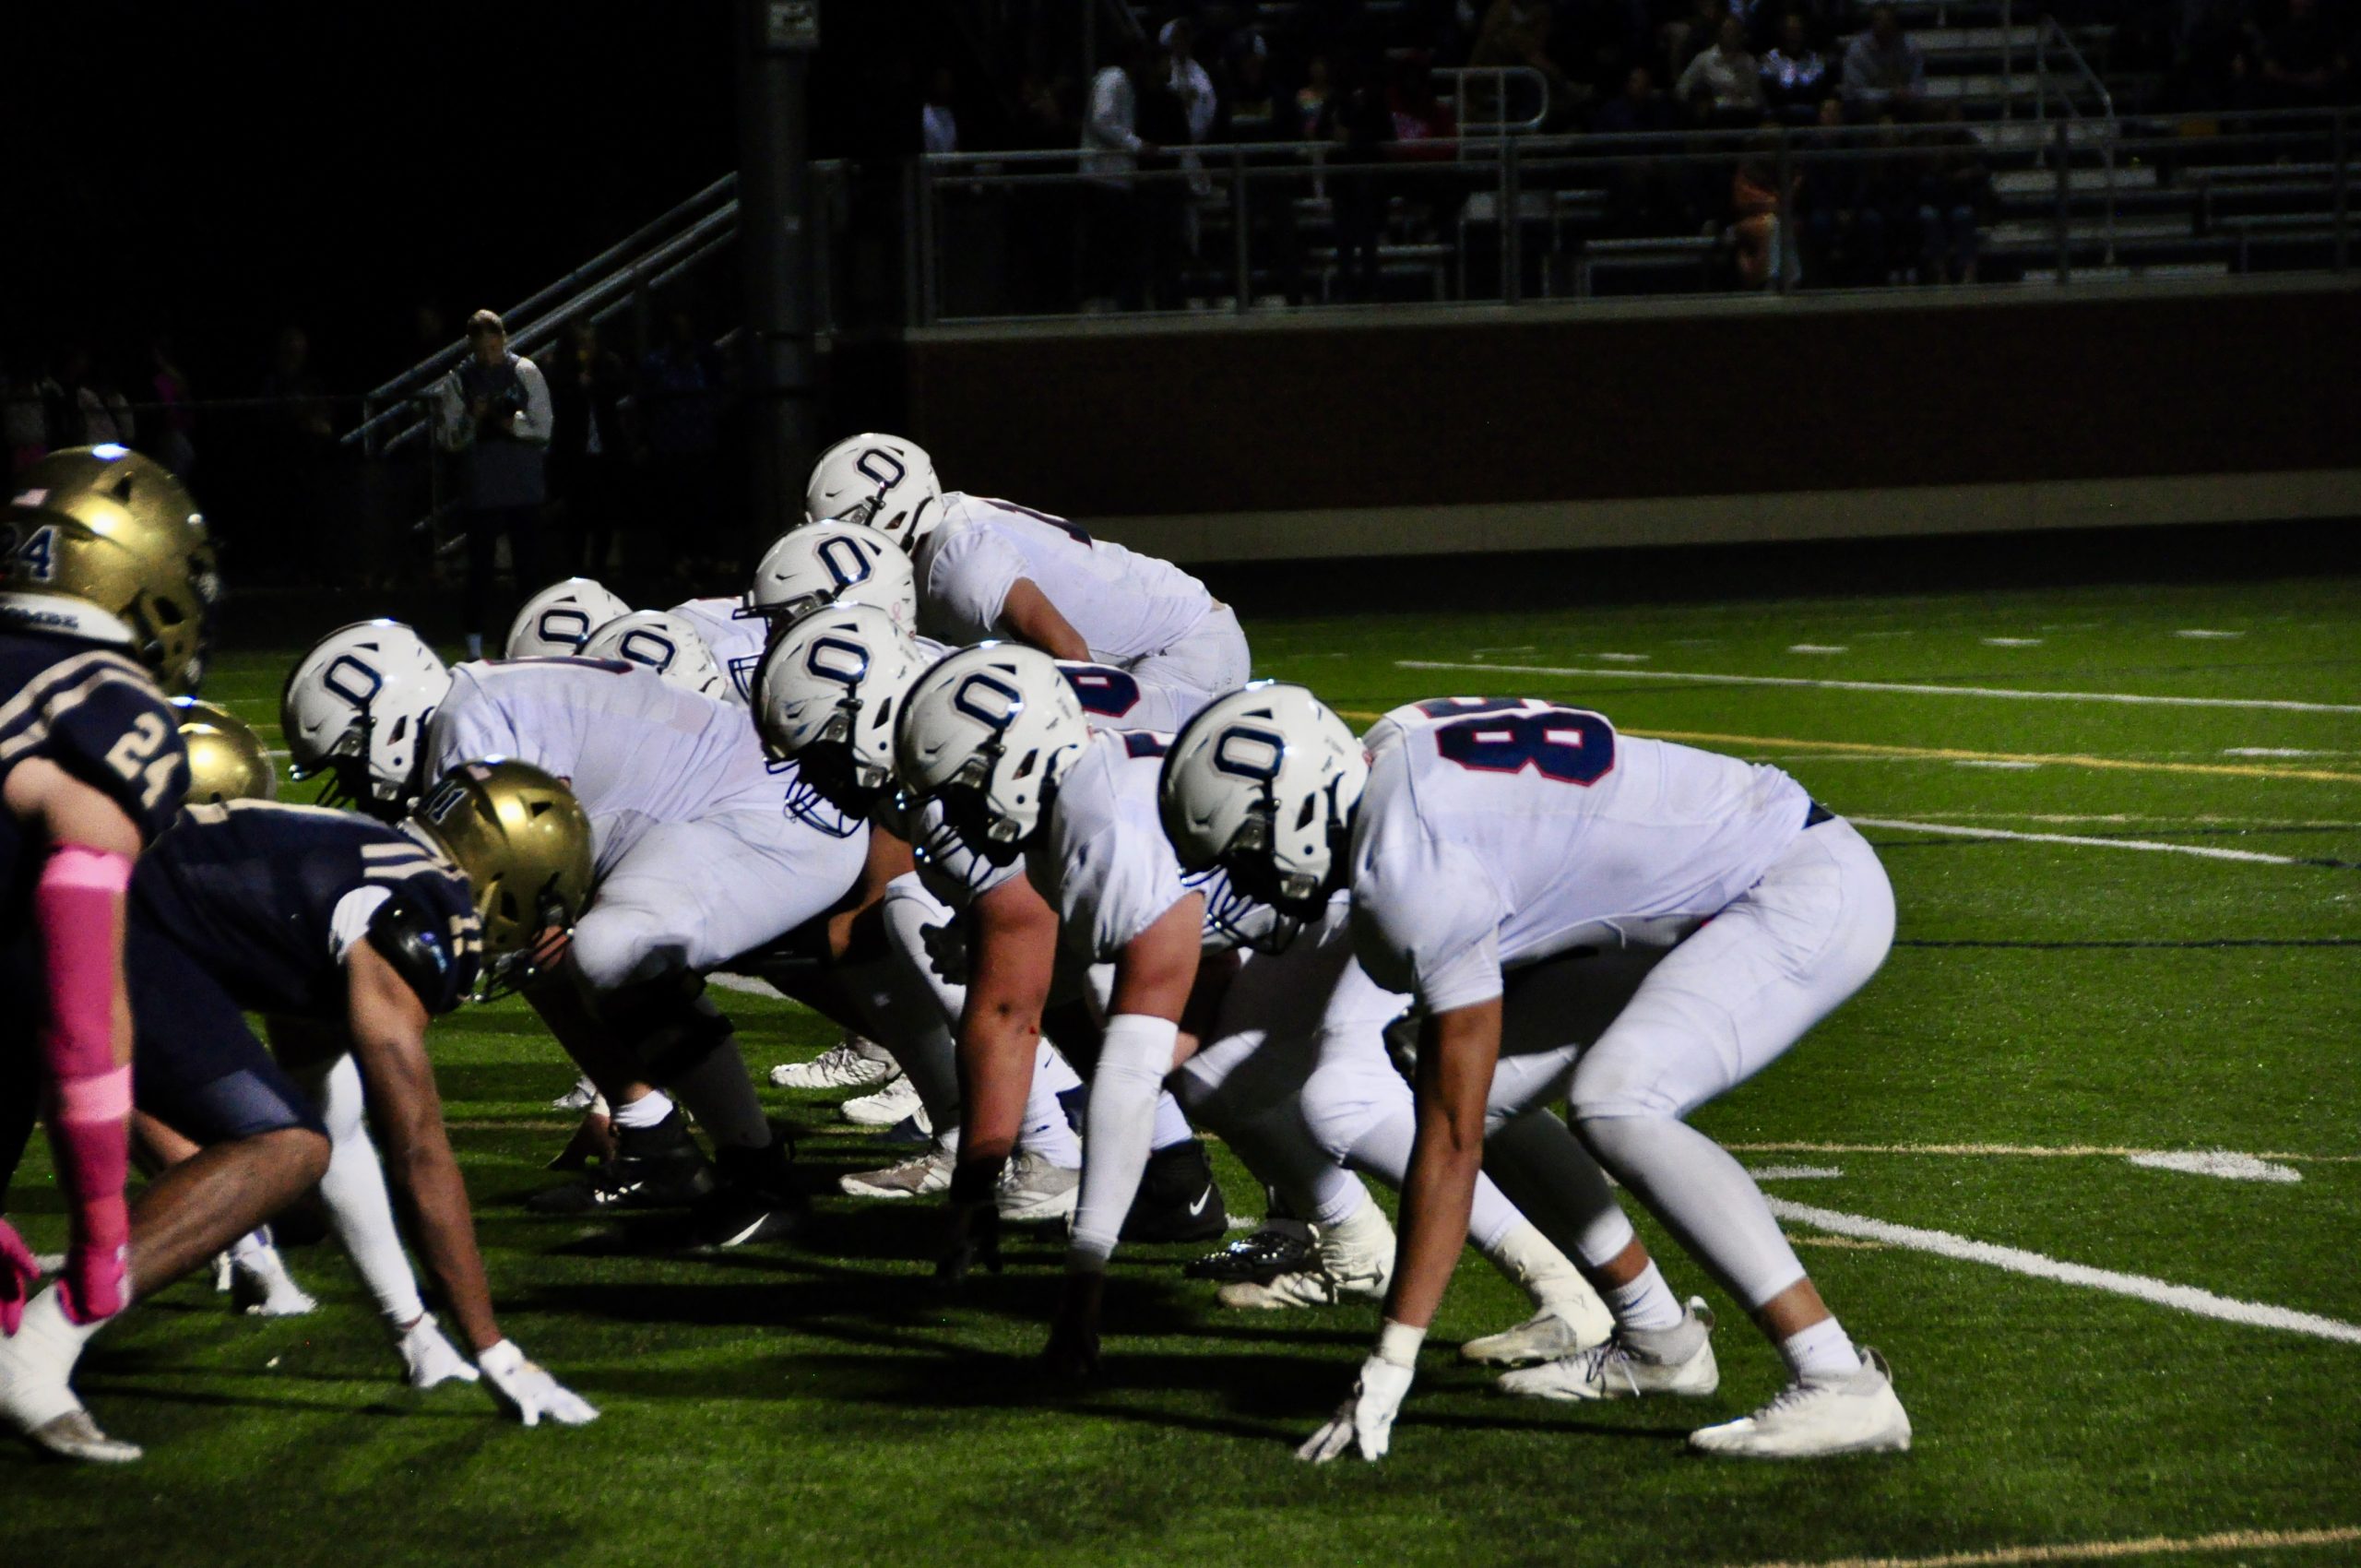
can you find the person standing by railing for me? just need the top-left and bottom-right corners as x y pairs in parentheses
(1080, 36), (1163, 310)
(433, 310), (551, 659)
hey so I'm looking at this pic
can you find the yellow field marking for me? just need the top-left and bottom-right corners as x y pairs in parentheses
(1729, 1141), (2361, 1164)
(1334, 712), (2361, 784)
(1726, 1525), (2361, 1568)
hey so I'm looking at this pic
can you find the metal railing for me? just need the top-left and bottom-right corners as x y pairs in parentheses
(2034, 18), (2118, 270)
(911, 106), (2356, 322)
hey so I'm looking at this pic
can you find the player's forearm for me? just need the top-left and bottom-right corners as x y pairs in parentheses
(953, 1008), (1038, 1164)
(1385, 1109), (1485, 1331)
(379, 1111), (501, 1350)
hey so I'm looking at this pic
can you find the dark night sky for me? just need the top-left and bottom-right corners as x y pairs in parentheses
(5, 1), (919, 398)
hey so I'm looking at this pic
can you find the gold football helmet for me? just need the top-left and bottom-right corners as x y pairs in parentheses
(410, 758), (595, 997)
(4, 445), (219, 695)
(173, 699), (279, 805)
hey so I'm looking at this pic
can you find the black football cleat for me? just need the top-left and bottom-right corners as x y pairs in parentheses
(1183, 1226), (1317, 1284)
(526, 1110), (716, 1214)
(684, 1142), (806, 1249)
(1121, 1137), (1228, 1244)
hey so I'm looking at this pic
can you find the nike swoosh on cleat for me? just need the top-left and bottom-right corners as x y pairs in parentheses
(1187, 1186), (1212, 1218)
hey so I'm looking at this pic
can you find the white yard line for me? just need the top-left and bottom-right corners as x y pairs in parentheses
(706, 973), (786, 998)
(1852, 816), (2318, 866)
(1729, 1141), (2361, 1163)
(1397, 659), (2361, 715)
(1726, 1524), (2361, 1568)
(1762, 1197), (2361, 1345)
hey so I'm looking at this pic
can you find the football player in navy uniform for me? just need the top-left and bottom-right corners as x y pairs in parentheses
(0, 445), (218, 1461)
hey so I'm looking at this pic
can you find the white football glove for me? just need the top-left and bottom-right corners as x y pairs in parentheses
(1297, 1356), (1416, 1464)
(476, 1338), (599, 1427)
(919, 919), (970, 987)
(396, 1313), (481, 1389)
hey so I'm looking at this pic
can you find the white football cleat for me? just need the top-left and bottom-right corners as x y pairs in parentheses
(551, 1073), (601, 1111)
(1688, 1348), (1912, 1459)
(0, 1289), (134, 1464)
(1217, 1202), (1392, 1310)
(840, 1074), (923, 1128)
(230, 1247), (318, 1318)
(995, 1151), (1080, 1222)
(1498, 1298), (1720, 1401)
(1461, 1301), (1612, 1367)
(771, 1035), (898, 1090)
(838, 1144), (954, 1199)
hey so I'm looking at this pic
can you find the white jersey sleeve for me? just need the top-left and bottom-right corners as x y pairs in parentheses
(914, 493), (1216, 663)
(1025, 732), (1197, 965)
(1348, 744), (1512, 1013)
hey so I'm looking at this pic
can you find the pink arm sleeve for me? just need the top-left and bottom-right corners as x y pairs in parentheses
(35, 845), (136, 1325)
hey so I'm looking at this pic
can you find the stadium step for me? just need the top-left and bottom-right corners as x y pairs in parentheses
(2015, 260), (2231, 283)
(1992, 164), (2157, 196)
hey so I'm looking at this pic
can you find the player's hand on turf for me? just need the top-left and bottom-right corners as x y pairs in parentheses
(934, 1199), (1003, 1289)
(0, 1217), (39, 1336)
(477, 1339), (599, 1427)
(1040, 1280), (1104, 1380)
(1297, 1356), (1416, 1463)
(396, 1313), (481, 1389)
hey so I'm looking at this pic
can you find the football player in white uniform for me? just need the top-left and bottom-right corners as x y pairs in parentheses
(279, 620), (875, 1245)
(1162, 689), (1912, 1463)
(895, 648), (1613, 1373)
(506, 577), (632, 659)
(808, 434), (1249, 730)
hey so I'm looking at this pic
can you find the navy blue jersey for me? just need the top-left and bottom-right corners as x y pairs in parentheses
(132, 800), (481, 1018)
(0, 627), (188, 946)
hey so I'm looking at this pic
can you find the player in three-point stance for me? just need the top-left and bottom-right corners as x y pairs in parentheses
(1161, 687), (1912, 1462)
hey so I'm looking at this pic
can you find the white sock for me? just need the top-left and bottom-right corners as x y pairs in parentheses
(1018, 1045), (1083, 1167)
(227, 1228), (275, 1265)
(4, 1287), (102, 1429)
(1479, 1219), (1593, 1313)
(1149, 1090), (1193, 1151)
(666, 1040), (771, 1149)
(313, 1055), (429, 1326)
(611, 1088), (678, 1131)
(1779, 1315), (1860, 1383)
(1603, 1260), (1686, 1332)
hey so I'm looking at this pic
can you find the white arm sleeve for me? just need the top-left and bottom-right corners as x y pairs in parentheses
(512, 358), (554, 445)
(1067, 1012), (1180, 1266)
(303, 1053), (429, 1329)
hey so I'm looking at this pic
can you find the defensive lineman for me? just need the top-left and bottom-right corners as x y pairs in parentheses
(1161, 689), (1912, 1461)
(808, 433), (1250, 730)
(0, 445), (217, 1459)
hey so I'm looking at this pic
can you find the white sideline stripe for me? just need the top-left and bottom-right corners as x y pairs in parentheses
(1726, 1523), (2361, 1568)
(1745, 1164), (1845, 1181)
(1762, 1198), (2361, 1345)
(2128, 1150), (2302, 1183)
(1397, 659), (2361, 714)
(1730, 1141), (2361, 1163)
(1852, 815), (2313, 865)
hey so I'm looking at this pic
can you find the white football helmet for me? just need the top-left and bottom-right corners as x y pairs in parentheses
(805, 433), (943, 552)
(1159, 683), (1368, 922)
(753, 602), (930, 834)
(579, 611), (728, 700)
(895, 642), (1088, 864)
(281, 620), (453, 815)
(506, 577), (632, 658)
(742, 519), (919, 632)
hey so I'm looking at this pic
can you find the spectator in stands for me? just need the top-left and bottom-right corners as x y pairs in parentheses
(1595, 63), (1678, 133)
(1915, 103), (1988, 282)
(1136, 51), (1196, 305)
(1388, 53), (1459, 150)
(638, 309), (727, 547)
(1297, 53), (1334, 138)
(1730, 122), (1799, 286)
(146, 338), (196, 477)
(1594, 65), (1691, 237)
(1761, 11), (1833, 122)
(1321, 52), (1395, 300)
(1678, 16), (1768, 124)
(1473, 0), (1570, 101)
(1080, 35), (1162, 310)
(921, 65), (959, 154)
(1220, 42), (1306, 304)
(1843, 113), (1920, 282)
(2258, 0), (2353, 105)
(1164, 18), (1220, 152)
(1220, 34), (1282, 138)
(434, 309), (551, 659)
(1844, 5), (1927, 117)
(546, 320), (628, 575)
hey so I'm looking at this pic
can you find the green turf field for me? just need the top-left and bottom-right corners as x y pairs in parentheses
(6, 573), (2358, 1568)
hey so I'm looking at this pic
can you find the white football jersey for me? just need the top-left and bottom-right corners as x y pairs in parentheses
(1348, 699), (1812, 1015)
(668, 596), (764, 705)
(913, 493), (1216, 662)
(1023, 731), (1270, 965)
(427, 659), (785, 870)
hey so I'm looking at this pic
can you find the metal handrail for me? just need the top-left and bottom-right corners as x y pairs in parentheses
(343, 172), (738, 449)
(1440, 65), (1549, 142)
